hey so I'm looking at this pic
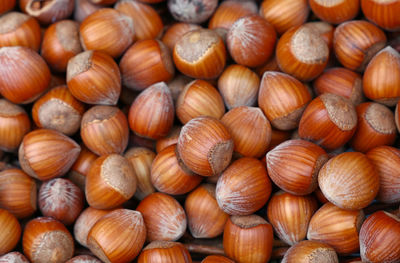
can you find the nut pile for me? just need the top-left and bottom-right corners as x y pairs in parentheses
(0, 0), (400, 262)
